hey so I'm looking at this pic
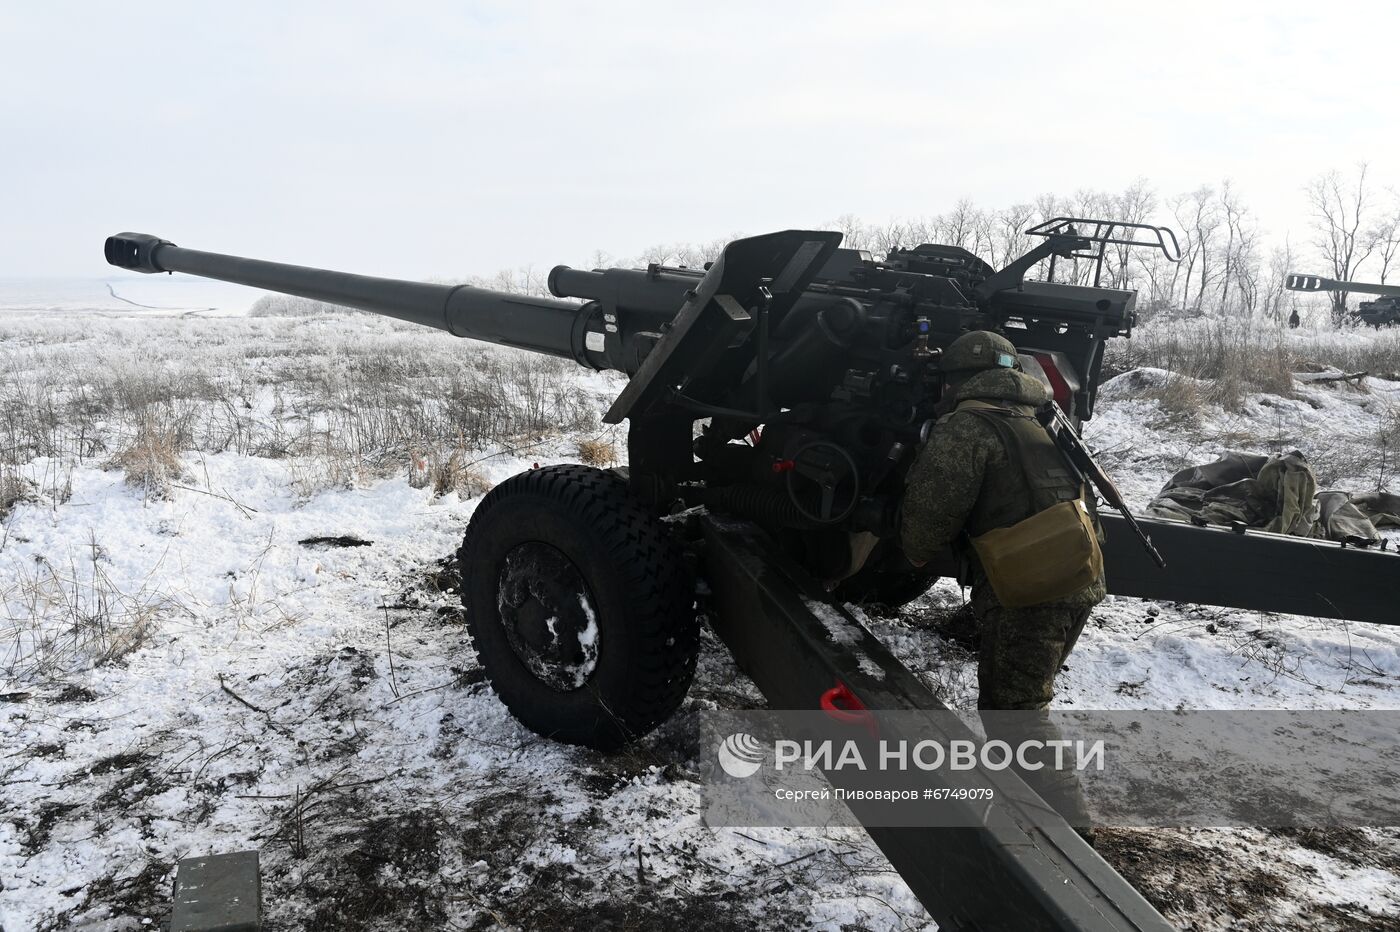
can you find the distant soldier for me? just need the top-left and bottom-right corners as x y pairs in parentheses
(900, 330), (1105, 835)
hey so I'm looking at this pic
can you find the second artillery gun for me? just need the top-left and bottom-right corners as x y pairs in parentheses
(1286, 271), (1400, 326)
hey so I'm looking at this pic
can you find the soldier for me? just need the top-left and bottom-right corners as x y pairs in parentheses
(900, 329), (1105, 836)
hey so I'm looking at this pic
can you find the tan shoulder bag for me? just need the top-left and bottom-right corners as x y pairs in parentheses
(961, 408), (1103, 608)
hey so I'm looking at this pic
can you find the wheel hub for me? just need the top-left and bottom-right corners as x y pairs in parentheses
(496, 542), (600, 690)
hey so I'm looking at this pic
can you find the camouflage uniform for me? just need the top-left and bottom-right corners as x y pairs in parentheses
(901, 364), (1105, 705)
(901, 359), (1105, 830)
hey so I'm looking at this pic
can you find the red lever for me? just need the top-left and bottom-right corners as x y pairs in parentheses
(772, 458), (796, 474)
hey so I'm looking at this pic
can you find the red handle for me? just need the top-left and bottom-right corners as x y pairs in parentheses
(820, 681), (879, 739)
(820, 681), (866, 720)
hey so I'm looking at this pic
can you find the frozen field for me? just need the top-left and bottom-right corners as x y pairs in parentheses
(2, 283), (1400, 931)
(0, 277), (265, 318)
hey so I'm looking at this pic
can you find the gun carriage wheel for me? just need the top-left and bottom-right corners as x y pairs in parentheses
(458, 464), (698, 750)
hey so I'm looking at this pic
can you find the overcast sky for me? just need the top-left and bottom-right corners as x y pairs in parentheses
(4, 0), (1398, 280)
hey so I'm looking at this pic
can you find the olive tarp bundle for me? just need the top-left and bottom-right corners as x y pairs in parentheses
(1147, 451), (1400, 545)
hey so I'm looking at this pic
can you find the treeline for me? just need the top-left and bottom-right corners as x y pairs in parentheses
(476, 166), (1400, 329)
(816, 182), (1279, 323)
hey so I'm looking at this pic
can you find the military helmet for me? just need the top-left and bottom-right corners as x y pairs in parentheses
(941, 330), (1019, 375)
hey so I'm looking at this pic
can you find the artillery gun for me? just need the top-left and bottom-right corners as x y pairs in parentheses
(105, 224), (1400, 932)
(1285, 271), (1400, 327)
(104, 226), (1396, 747)
(105, 220), (1178, 743)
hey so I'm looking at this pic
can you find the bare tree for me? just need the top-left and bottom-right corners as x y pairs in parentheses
(1020, 193), (1066, 281)
(1133, 250), (1172, 311)
(1306, 164), (1379, 325)
(1109, 179), (1157, 289)
(673, 238), (728, 268)
(1169, 186), (1222, 312)
(1368, 195), (1400, 284)
(828, 213), (869, 252)
(638, 242), (679, 266)
(1217, 180), (1258, 314)
(476, 265), (551, 297)
(1244, 257), (1266, 317)
(1033, 192), (1066, 226)
(868, 220), (908, 257)
(1259, 240), (1296, 323)
(992, 202), (1036, 268)
(936, 199), (981, 252)
(968, 208), (997, 263)
(1064, 189), (1113, 285)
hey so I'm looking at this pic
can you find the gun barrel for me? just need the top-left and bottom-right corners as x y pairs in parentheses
(1284, 272), (1400, 298)
(104, 232), (589, 361)
(548, 265), (701, 317)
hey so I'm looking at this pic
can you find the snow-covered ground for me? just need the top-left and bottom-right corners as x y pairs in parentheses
(2, 289), (1399, 931)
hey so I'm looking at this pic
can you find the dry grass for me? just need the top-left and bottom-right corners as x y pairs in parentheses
(1101, 318), (1400, 491)
(0, 317), (611, 504)
(577, 436), (618, 467)
(109, 414), (185, 499)
(1143, 374), (1210, 429)
(0, 313), (618, 682)
(1108, 317), (1400, 411)
(409, 448), (495, 500)
(1, 467), (34, 520)
(0, 315), (614, 681)
(283, 453), (366, 499)
(1106, 318), (1295, 410)
(1288, 328), (1400, 379)
(1, 536), (182, 677)
(1305, 405), (1400, 489)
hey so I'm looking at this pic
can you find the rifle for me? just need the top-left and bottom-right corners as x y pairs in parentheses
(1040, 403), (1167, 569)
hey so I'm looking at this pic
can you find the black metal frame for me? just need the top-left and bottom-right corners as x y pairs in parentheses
(701, 515), (1177, 932)
(1027, 218), (1183, 288)
(1100, 513), (1399, 624)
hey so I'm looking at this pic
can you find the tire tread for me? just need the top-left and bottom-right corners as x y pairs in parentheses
(459, 465), (697, 747)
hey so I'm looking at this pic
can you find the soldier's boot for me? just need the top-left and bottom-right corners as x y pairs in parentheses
(932, 600), (979, 650)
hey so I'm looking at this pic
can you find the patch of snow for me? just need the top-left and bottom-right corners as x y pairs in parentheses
(803, 598), (887, 682)
(568, 591), (601, 688)
(804, 598), (862, 648)
(1097, 366), (1209, 402)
